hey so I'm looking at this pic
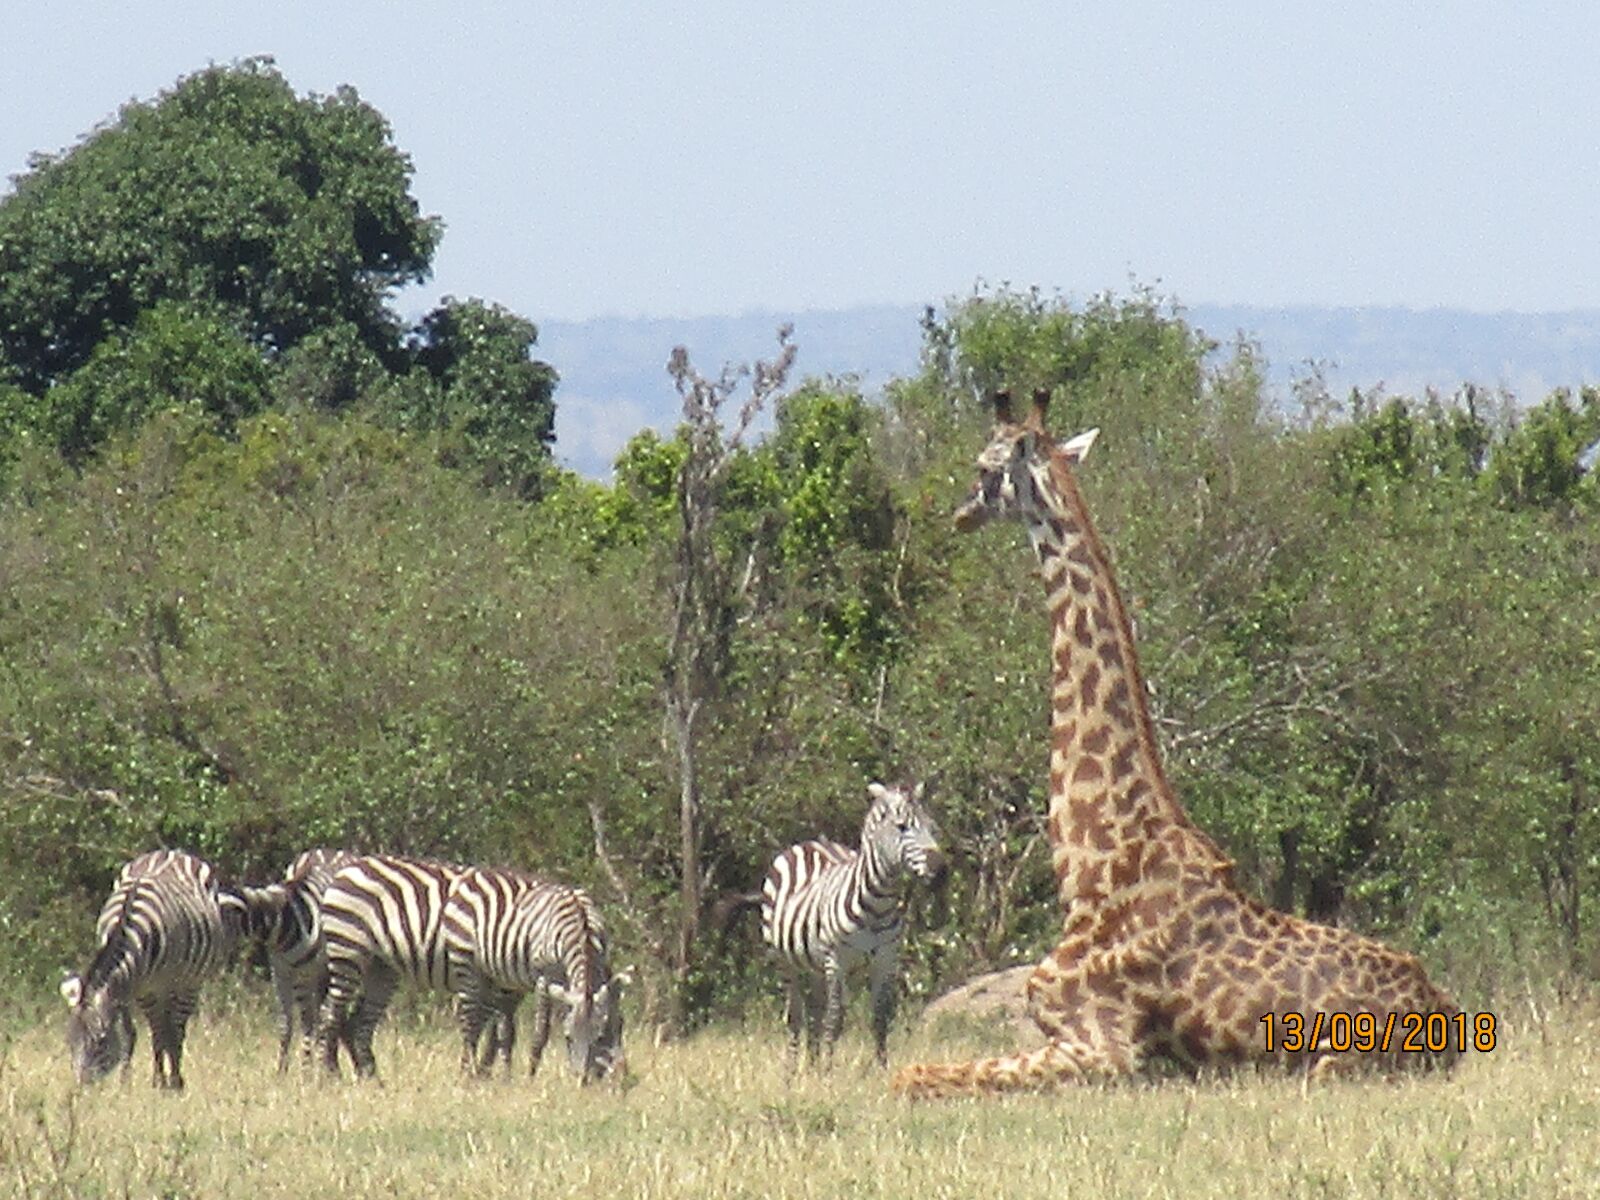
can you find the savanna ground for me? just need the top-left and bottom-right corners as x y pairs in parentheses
(3, 981), (1597, 1200)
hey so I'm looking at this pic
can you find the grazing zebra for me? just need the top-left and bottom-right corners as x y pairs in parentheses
(443, 866), (626, 1083)
(315, 854), (463, 1078)
(240, 848), (358, 1071)
(62, 850), (239, 1089)
(761, 781), (944, 1066)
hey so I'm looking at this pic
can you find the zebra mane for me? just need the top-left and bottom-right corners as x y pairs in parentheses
(80, 881), (145, 996)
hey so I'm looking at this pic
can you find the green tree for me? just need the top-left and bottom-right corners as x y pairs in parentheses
(0, 58), (438, 393)
(401, 298), (559, 499)
(36, 300), (270, 463)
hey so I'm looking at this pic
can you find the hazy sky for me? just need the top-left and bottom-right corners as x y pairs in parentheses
(5, 2), (1599, 322)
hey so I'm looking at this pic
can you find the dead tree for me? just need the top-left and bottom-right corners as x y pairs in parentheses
(662, 326), (795, 1031)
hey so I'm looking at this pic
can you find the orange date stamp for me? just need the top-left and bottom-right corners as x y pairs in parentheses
(1260, 1011), (1498, 1054)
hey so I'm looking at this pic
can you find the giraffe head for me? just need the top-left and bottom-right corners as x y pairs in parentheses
(954, 389), (1098, 533)
(863, 781), (946, 883)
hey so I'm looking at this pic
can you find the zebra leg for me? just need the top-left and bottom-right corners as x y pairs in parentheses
(138, 997), (168, 1089)
(867, 946), (898, 1068)
(528, 983), (553, 1078)
(270, 953), (296, 1073)
(119, 1006), (137, 1081)
(781, 968), (806, 1066)
(492, 996), (518, 1076)
(454, 982), (493, 1076)
(316, 961), (361, 1077)
(296, 965), (328, 1069)
(820, 956), (847, 1064)
(346, 968), (396, 1080)
(165, 991), (198, 1092)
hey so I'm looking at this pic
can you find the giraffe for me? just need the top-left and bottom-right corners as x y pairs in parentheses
(891, 389), (1459, 1098)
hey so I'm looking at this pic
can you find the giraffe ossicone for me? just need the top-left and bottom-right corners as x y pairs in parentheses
(892, 391), (1459, 1099)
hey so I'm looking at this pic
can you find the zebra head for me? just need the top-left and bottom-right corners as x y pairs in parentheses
(864, 781), (945, 883)
(953, 388), (1098, 534)
(60, 975), (129, 1084)
(550, 968), (630, 1083)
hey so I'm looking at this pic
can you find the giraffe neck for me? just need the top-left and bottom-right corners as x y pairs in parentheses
(1025, 455), (1231, 916)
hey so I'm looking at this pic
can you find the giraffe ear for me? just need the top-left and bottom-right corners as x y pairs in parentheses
(1059, 427), (1100, 464)
(1029, 388), (1051, 429)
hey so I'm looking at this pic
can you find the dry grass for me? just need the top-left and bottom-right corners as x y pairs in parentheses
(3, 990), (1598, 1200)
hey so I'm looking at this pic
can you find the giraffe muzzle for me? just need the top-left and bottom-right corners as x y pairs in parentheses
(953, 493), (990, 532)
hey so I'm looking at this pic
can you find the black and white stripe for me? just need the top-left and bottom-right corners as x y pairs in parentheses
(443, 866), (626, 1082)
(62, 850), (238, 1089)
(314, 854), (463, 1078)
(761, 781), (943, 1065)
(241, 848), (358, 1071)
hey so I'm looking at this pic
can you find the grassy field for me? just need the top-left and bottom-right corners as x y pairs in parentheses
(3, 988), (1598, 1200)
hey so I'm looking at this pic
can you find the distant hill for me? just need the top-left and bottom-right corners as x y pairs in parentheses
(539, 303), (1600, 479)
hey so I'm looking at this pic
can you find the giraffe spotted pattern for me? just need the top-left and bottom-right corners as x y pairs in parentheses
(892, 390), (1459, 1099)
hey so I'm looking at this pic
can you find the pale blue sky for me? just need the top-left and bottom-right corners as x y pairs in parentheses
(6, 1), (1599, 324)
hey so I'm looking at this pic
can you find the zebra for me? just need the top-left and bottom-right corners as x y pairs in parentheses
(443, 865), (627, 1083)
(61, 849), (239, 1089)
(314, 854), (464, 1078)
(233, 848), (358, 1071)
(761, 781), (944, 1066)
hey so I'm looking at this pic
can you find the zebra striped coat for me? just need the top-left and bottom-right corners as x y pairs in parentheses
(62, 850), (238, 1089)
(315, 854), (464, 1078)
(761, 781), (944, 1066)
(443, 866), (625, 1082)
(246, 848), (358, 1071)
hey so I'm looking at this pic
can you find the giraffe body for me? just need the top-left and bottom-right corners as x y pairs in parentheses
(893, 394), (1457, 1098)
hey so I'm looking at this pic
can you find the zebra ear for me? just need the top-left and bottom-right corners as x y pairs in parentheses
(866, 782), (888, 803)
(60, 974), (82, 1008)
(911, 780), (926, 803)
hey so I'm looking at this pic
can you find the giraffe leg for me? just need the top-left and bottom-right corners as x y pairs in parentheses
(892, 1034), (1139, 1099)
(895, 951), (1151, 1099)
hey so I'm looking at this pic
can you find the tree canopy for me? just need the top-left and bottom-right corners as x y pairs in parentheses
(0, 58), (438, 390)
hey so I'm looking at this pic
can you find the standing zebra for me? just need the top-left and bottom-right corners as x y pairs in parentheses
(62, 850), (238, 1089)
(443, 866), (626, 1083)
(315, 854), (463, 1078)
(761, 781), (944, 1066)
(243, 848), (358, 1071)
